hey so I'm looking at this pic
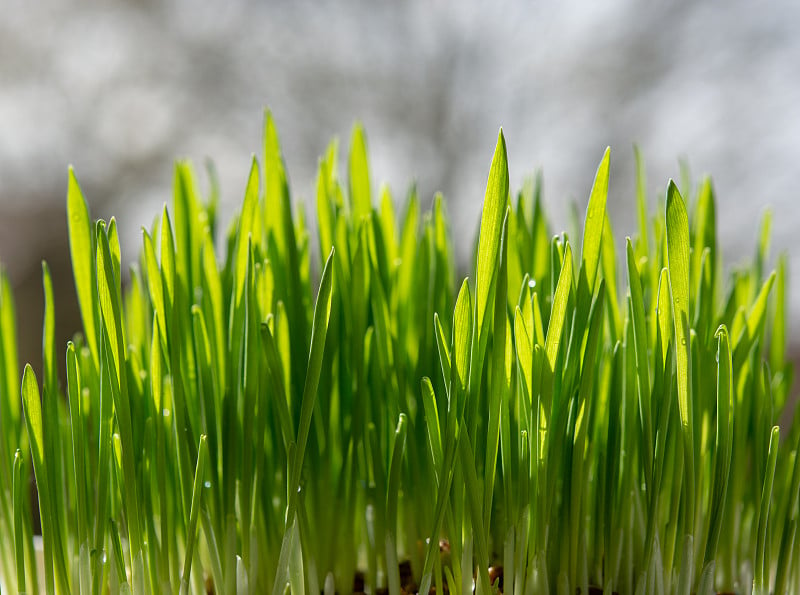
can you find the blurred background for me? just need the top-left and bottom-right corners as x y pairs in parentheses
(1, 0), (799, 385)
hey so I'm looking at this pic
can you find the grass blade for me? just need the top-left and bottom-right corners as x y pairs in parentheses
(475, 129), (509, 344)
(13, 449), (25, 594)
(666, 180), (695, 534)
(703, 326), (733, 567)
(21, 365), (56, 594)
(754, 426), (780, 595)
(581, 147), (610, 293)
(67, 168), (100, 368)
(181, 435), (208, 595)
(349, 123), (372, 221)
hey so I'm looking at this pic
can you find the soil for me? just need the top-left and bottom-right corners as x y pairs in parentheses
(203, 562), (739, 594)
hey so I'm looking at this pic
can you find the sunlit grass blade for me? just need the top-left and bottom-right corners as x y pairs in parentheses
(348, 123), (372, 221)
(666, 180), (694, 535)
(754, 426), (779, 595)
(483, 213), (508, 530)
(66, 342), (89, 559)
(703, 326), (733, 570)
(474, 129), (509, 350)
(273, 248), (334, 595)
(580, 146), (610, 294)
(181, 435), (208, 595)
(458, 429), (491, 595)
(420, 378), (443, 474)
(13, 449), (25, 594)
(21, 365), (56, 594)
(627, 239), (652, 482)
(385, 414), (407, 595)
(67, 168), (100, 368)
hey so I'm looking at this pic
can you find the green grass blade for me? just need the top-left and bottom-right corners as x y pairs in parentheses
(265, 111), (309, 402)
(173, 161), (201, 297)
(475, 129), (509, 344)
(287, 248), (334, 516)
(545, 243), (573, 372)
(690, 178), (716, 302)
(201, 234), (226, 391)
(66, 342), (89, 550)
(13, 449), (25, 594)
(581, 147), (610, 293)
(92, 328), (115, 595)
(703, 326), (733, 567)
(67, 167), (100, 368)
(754, 426), (779, 595)
(21, 365), (55, 594)
(181, 435), (208, 595)
(769, 254), (788, 375)
(733, 271), (776, 367)
(108, 519), (127, 591)
(39, 262), (70, 590)
(514, 306), (533, 406)
(260, 320), (295, 449)
(270, 249), (335, 595)
(633, 145), (649, 258)
(143, 229), (169, 353)
(626, 239), (652, 480)
(40, 262), (57, 391)
(666, 180), (694, 534)
(458, 430), (492, 595)
(418, 284), (473, 595)
(484, 213), (508, 529)
(232, 158), (260, 323)
(386, 414), (407, 595)
(0, 270), (21, 442)
(420, 378), (443, 473)
(452, 279), (473, 417)
(434, 312), (452, 389)
(349, 122), (372, 221)
(97, 221), (145, 572)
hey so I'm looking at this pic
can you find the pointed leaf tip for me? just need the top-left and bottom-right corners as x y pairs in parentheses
(581, 148), (611, 291)
(474, 129), (510, 336)
(667, 178), (682, 202)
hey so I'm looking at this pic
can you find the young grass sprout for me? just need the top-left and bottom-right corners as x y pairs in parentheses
(0, 111), (797, 595)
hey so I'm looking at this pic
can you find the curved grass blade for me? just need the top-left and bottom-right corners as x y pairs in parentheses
(386, 414), (407, 595)
(420, 378), (443, 473)
(433, 312), (452, 392)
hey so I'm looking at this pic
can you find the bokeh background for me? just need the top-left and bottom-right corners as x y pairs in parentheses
(2, 0), (799, 385)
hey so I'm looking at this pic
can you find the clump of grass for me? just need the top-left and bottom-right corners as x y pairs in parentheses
(0, 111), (796, 595)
